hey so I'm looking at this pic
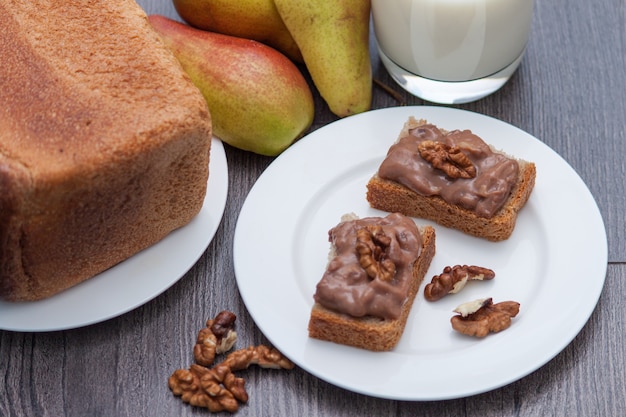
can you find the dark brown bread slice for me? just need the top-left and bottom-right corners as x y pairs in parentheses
(366, 118), (536, 241)
(308, 226), (436, 352)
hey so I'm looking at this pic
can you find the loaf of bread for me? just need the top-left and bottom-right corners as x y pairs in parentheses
(0, 1), (212, 301)
(308, 213), (436, 351)
(367, 117), (536, 241)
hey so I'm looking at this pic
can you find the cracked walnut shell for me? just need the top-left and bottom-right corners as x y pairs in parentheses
(451, 298), (520, 337)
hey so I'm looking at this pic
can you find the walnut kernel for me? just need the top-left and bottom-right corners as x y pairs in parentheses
(451, 298), (520, 337)
(170, 312), (294, 413)
(168, 364), (240, 413)
(424, 265), (495, 301)
(418, 140), (477, 179)
(170, 346), (294, 413)
(355, 225), (396, 281)
(193, 311), (237, 366)
(224, 345), (295, 372)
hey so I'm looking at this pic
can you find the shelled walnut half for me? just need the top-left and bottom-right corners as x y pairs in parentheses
(418, 140), (477, 179)
(451, 298), (520, 338)
(169, 364), (243, 413)
(355, 225), (396, 282)
(194, 310), (238, 366)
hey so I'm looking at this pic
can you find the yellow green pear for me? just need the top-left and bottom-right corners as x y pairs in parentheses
(149, 15), (314, 156)
(273, 0), (372, 118)
(172, 0), (302, 62)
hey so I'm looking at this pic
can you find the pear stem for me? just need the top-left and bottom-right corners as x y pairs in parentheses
(373, 78), (406, 106)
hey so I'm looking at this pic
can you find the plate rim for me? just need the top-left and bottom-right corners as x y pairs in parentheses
(233, 106), (608, 400)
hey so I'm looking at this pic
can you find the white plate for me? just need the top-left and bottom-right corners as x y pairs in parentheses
(0, 138), (228, 333)
(233, 106), (608, 400)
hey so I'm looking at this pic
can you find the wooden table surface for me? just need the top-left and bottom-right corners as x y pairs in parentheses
(2, 0), (625, 416)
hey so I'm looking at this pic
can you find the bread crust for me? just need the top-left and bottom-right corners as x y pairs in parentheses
(366, 118), (536, 241)
(308, 226), (436, 352)
(0, 1), (212, 300)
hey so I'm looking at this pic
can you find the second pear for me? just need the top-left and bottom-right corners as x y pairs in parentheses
(173, 0), (302, 63)
(274, 0), (372, 118)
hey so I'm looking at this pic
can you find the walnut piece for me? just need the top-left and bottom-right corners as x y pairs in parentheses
(168, 364), (244, 413)
(171, 312), (295, 413)
(169, 345), (294, 413)
(224, 345), (296, 371)
(418, 140), (477, 179)
(355, 225), (396, 281)
(424, 265), (495, 301)
(194, 311), (238, 366)
(451, 298), (520, 337)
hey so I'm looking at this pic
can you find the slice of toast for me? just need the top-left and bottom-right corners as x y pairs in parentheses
(366, 117), (536, 241)
(308, 214), (436, 351)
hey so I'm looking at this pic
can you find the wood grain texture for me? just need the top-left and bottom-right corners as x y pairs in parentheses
(1, 0), (624, 415)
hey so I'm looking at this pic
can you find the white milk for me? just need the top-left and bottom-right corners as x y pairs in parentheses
(372, 0), (533, 82)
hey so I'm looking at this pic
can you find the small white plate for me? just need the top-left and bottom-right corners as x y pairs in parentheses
(233, 106), (608, 400)
(0, 138), (228, 332)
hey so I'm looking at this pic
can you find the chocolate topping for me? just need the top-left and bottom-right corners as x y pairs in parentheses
(313, 213), (422, 320)
(378, 124), (519, 218)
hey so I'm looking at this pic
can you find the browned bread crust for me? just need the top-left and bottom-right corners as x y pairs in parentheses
(366, 118), (536, 241)
(308, 226), (436, 352)
(0, 1), (212, 301)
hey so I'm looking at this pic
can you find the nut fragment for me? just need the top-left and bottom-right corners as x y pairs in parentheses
(171, 313), (295, 413)
(224, 345), (295, 372)
(355, 225), (396, 281)
(194, 311), (238, 366)
(451, 298), (520, 337)
(424, 265), (495, 301)
(418, 140), (477, 179)
(168, 364), (243, 413)
(169, 345), (294, 413)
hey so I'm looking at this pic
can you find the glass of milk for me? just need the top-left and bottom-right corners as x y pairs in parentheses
(372, 0), (534, 104)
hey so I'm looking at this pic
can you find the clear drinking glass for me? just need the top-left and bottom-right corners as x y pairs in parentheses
(372, 0), (534, 104)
